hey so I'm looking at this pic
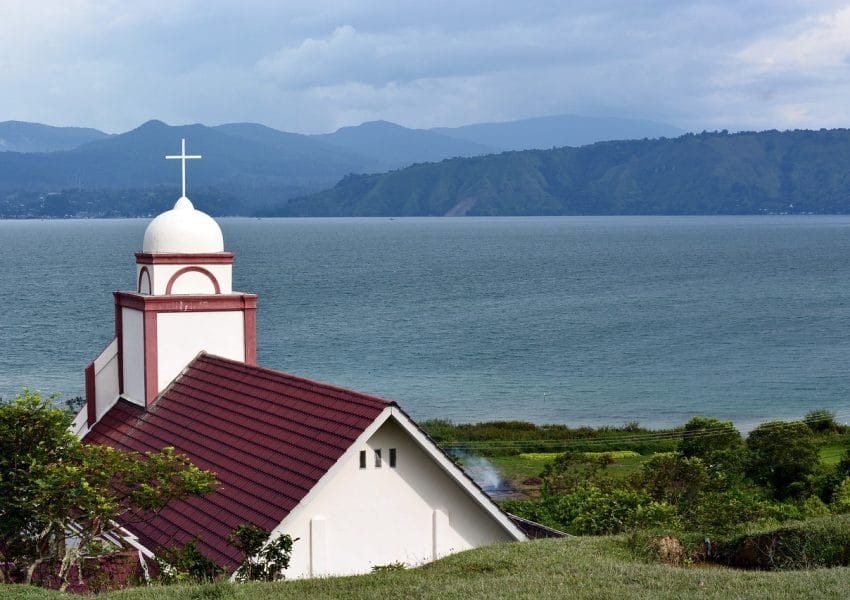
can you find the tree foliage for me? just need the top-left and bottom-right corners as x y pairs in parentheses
(746, 421), (819, 499)
(153, 539), (223, 584)
(227, 524), (296, 582)
(0, 390), (217, 590)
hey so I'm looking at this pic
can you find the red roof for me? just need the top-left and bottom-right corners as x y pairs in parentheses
(84, 352), (394, 570)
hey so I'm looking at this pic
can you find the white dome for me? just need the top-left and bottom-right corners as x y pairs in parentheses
(142, 197), (224, 253)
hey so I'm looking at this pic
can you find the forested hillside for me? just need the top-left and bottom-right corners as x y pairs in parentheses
(282, 129), (850, 216)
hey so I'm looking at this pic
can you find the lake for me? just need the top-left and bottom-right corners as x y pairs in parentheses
(2, 215), (850, 431)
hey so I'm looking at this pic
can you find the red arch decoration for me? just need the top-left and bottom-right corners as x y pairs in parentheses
(138, 266), (151, 294)
(165, 266), (221, 295)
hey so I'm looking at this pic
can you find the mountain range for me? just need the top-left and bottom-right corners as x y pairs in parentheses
(0, 121), (111, 153)
(282, 129), (850, 217)
(0, 114), (683, 217)
(17, 116), (849, 218)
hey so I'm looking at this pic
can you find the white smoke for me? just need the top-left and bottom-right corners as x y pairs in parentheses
(455, 451), (502, 491)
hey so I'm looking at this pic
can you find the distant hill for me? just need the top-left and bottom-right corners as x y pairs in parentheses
(0, 119), (501, 217)
(312, 120), (496, 168)
(0, 121), (111, 153)
(0, 120), (386, 216)
(282, 129), (850, 217)
(431, 114), (684, 151)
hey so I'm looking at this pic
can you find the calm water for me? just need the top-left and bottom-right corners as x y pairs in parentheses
(2, 216), (850, 431)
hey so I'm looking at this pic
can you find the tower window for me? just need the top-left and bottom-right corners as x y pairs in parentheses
(375, 449), (382, 468)
(359, 450), (366, 469)
(389, 448), (397, 468)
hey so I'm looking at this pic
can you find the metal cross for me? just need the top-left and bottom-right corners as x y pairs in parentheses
(165, 138), (202, 198)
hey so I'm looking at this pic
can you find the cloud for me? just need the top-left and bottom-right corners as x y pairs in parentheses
(1, 1), (849, 133)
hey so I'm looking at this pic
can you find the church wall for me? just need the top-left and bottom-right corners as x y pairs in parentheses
(136, 263), (233, 295)
(281, 417), (513, 578)
(93, 338), (120, 422)
(156, 311), (245, 391)
(121, 308), (145, 405)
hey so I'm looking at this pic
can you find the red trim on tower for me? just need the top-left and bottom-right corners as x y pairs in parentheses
(135, 253), (234, 265)
(143, 311), (158, 406)
(85, 362), (96, 426)
(244, 304), (257, 365)
(115, 292), (257, 313)
(165, 266), (221, 295)
(114, 296), (124, 394)
(138, 266), (151, 294)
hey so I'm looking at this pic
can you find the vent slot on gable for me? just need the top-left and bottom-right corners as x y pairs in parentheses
(375, 449), (382, 468)
(359, 450), (366, 469)
(389, 448), (397, 468)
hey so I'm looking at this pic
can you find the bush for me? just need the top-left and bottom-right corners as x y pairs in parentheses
(804, 410), (842, 433)
(746, 421), (819, 499)
(503, 482), (679, 535)
(686, 489), (774, 535)
(711, 515), (850, 570)
(154, 539), (223, 584)
(681, 416), (743, 458)
(227, 524), (295, 582)
(830, 477), (850, 514)
(634, 453), (708, 516)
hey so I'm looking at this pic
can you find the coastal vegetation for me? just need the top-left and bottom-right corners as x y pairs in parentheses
(424, 413), (850, 551)
(4, 392), (850, 596)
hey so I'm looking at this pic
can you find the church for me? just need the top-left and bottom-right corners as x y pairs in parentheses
(71, 140), (528, 579)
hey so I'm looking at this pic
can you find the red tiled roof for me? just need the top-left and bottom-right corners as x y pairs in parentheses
(84, 352), (394, 571)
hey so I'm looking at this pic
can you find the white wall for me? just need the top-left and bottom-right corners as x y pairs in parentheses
(93, 338), (120, 421)
(137, 263), (233, 295)
(121, 308), (145, 405)
(281, 417), (514, 578)
(156, 311), (244, 393)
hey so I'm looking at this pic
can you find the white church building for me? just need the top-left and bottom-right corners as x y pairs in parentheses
(72, 140), (531, 579)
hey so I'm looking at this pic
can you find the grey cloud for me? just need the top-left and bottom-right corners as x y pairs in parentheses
(1, 1), (849, 133)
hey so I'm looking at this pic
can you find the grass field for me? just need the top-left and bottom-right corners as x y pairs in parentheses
(4, 536), (850, 600)
(490, 440), (847, 495)
(489, 450), (651, 493)
(819, 445), (845, 466)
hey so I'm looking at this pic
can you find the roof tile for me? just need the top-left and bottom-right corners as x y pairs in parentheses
(85, 353), (390, 571)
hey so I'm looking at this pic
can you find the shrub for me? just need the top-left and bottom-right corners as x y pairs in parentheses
(227, 524), (296, 582)
(830, 477), (850, 514)
(634, 453), (709, 516)
(681, 416), (743, 458)
(503, 482), (679, 535)
(746, 421), (818, 499)
(686, 489), (774, 535)
(154, 539), (223, 584)
(711, 515), (850, 570)
(804, 410), (841, 433)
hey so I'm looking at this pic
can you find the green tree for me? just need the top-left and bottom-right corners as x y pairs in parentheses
(541, 451), (606, 495)
(680, 416), (745, 486)
(803, 409), (841, 433)
(746, 421), (818, 499)
(0, 390), (218, 590)
(635, 453), (709, 517)
(0, 390), (79, 584)
(227, 524), (296, 582)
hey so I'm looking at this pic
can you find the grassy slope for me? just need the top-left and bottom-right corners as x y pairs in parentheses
(5, 536), (850, 600)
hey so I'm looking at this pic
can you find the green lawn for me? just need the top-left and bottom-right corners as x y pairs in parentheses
(489, 451), (652, 493)
(5, 536), (850, 600)
(819, 445), (845, 466)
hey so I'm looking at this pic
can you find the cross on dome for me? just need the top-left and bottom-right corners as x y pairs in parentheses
(165, 138), (202, 199)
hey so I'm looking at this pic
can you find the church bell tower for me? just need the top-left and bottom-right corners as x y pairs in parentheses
(84, 139), (257, 427)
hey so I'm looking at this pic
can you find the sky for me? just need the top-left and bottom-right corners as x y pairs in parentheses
(2, 0), (850, 134)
